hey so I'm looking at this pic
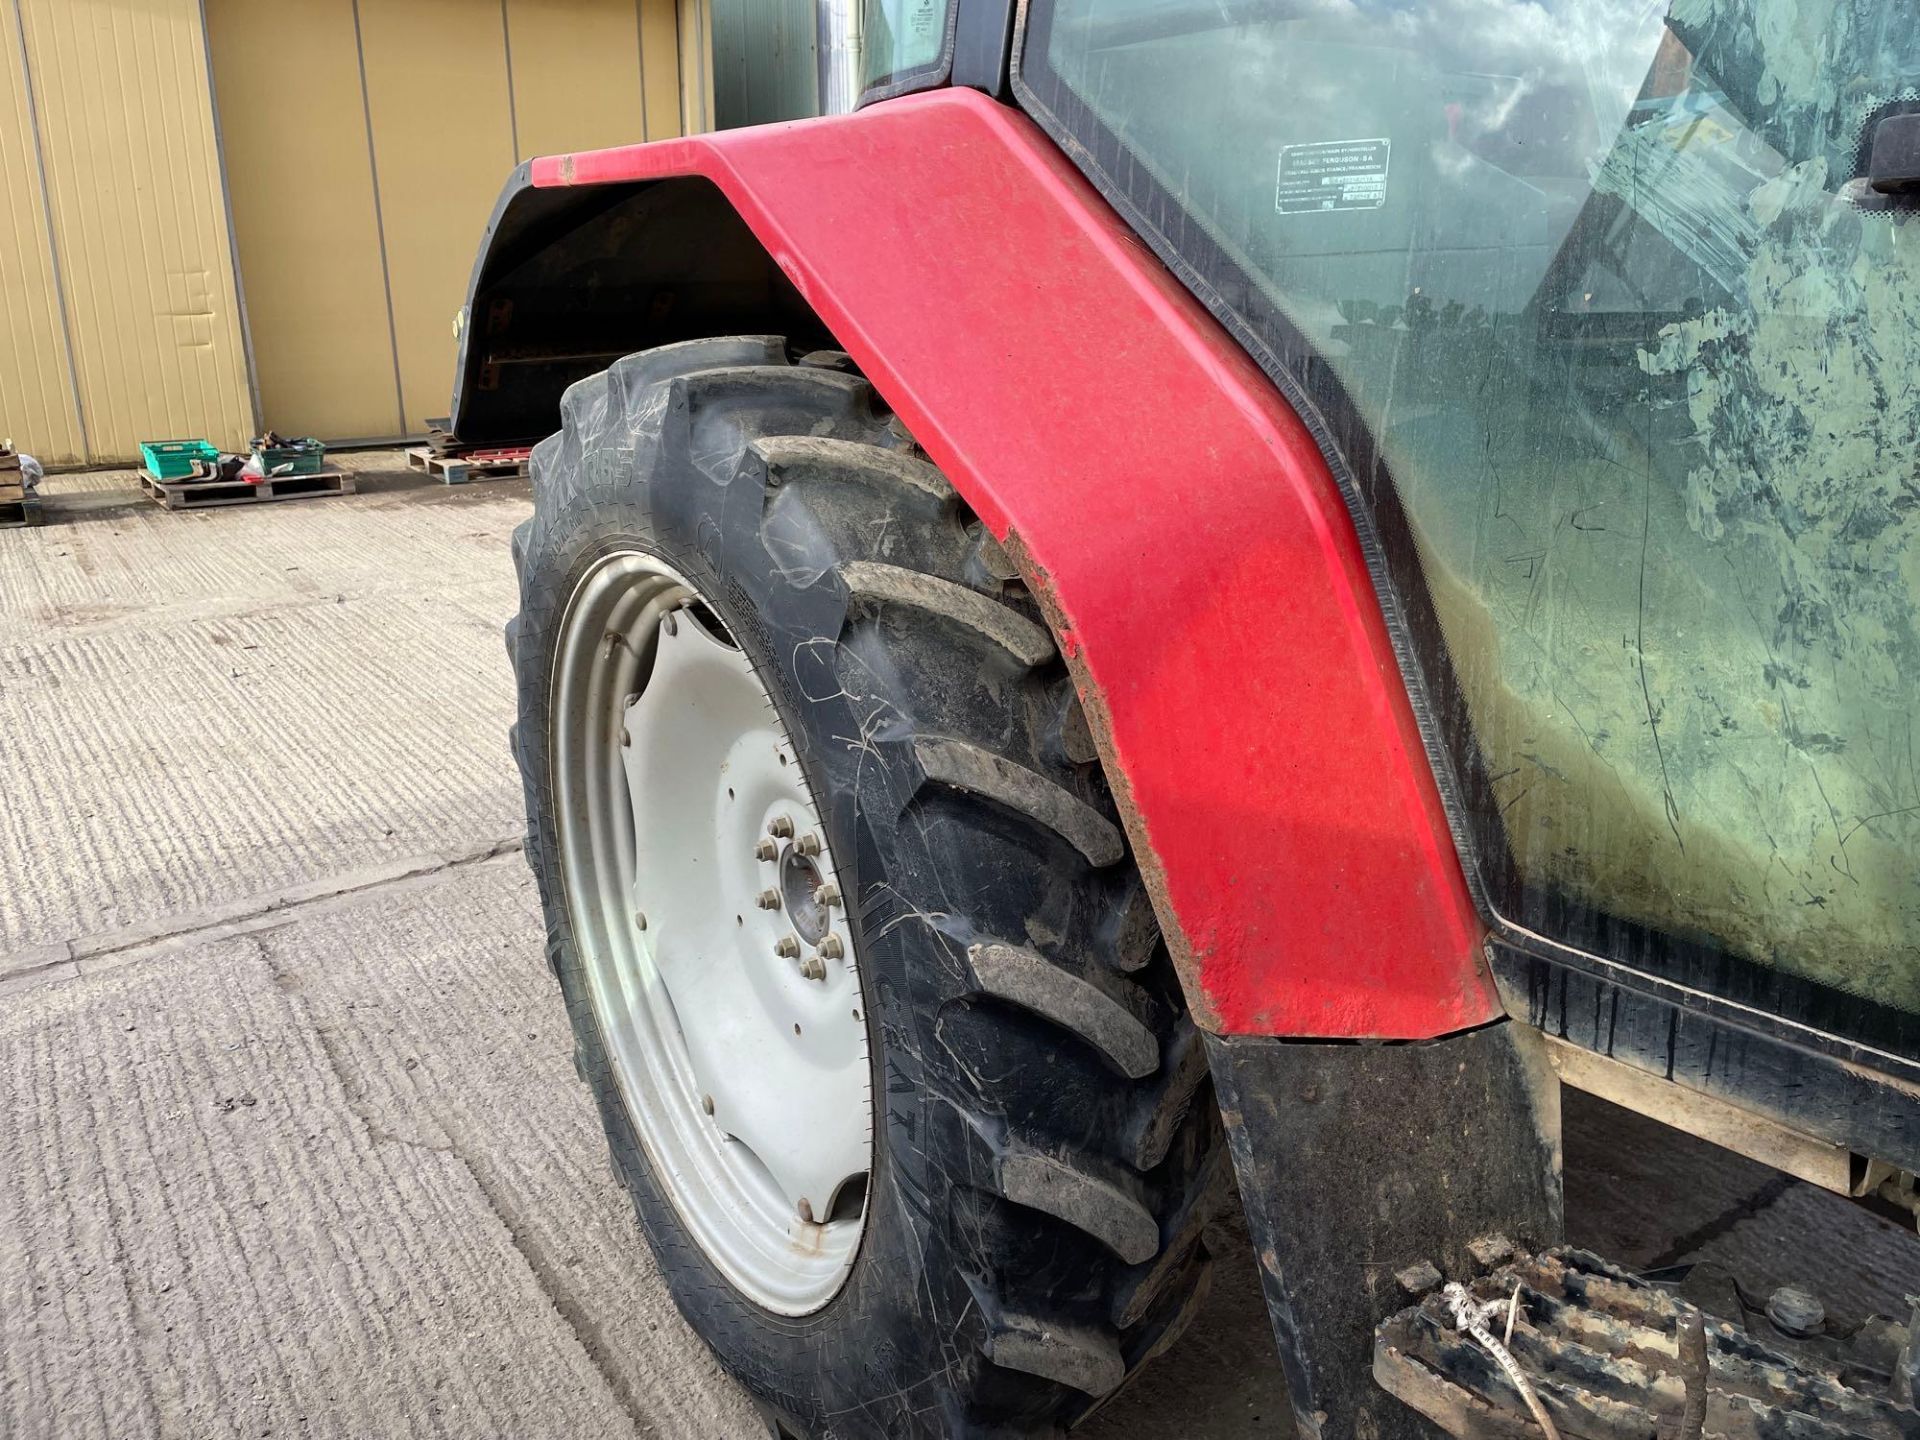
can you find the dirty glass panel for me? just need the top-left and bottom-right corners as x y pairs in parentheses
(1037, 0), (1920, 1013)
(861, 0), (950, 91)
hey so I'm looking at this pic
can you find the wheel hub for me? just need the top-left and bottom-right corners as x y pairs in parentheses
(778, 847), (833, 947)
(552, 552), (873, 1314)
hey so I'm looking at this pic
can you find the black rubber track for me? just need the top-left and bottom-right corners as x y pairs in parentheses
(506, 338), (1227, 1439)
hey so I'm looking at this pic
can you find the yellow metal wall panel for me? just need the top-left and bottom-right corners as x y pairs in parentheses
(0, 0), (83, 465)
(678, 0), (714, 133)
(18, 0), (254, 459)
(9, 0), (704, 457)
(357, 0), (516, 432)
(507, 0), (645, 159)
(641, 0), (685, 140)
(205, 0), (400, 439)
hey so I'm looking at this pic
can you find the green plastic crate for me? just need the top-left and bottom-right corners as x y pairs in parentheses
(254, 439), (326, 476)
(139, 439), (220, 480)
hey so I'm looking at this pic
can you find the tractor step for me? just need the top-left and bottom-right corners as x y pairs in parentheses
(1375, 1247), (1915, 1440)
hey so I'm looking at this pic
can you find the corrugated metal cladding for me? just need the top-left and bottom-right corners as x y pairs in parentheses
(1, 0), (252, 466)
(712, 0), (816, 129)
(0, 0), (712, 465)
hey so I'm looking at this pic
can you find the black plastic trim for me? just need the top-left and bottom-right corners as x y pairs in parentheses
(449, 160), (536, 434)
(1491, 937), (1920, 1174)
(951, 0), (1015, 98)
(449, 174), (829, 447)
(1210, 1023), (1562, 1440)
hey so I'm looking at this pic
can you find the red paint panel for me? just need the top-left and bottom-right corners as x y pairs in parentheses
(531, 91), (1499, 1038)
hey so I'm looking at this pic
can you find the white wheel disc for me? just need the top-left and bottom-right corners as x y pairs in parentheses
(551, 551), (873, 1315)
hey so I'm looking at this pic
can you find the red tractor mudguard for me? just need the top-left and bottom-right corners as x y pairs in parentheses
(457, 88), (1500, 1042)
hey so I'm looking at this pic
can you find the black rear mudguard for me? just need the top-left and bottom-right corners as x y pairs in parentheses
(1209, 1021), (1562, 1440)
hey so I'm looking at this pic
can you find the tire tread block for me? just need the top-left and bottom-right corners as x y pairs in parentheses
(839, 561), (1055, 668)
(986, 1312), (1127, 1398)
(966, 940), (1158, 1079)
(912, 736), (1123, 867)
(999, 1145), (1160, 1266)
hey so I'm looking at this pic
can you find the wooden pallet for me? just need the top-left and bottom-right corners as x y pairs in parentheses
(0, 495), (41, 529)
(0, 445), (37, 526)
(138, 468), (355, 511)
(406, 446), (531, 485)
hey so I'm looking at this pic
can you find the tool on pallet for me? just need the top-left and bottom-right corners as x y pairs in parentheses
(136, 436), (350, 510)
(250, 432), (326, 481)
(140, 435), (328, 487)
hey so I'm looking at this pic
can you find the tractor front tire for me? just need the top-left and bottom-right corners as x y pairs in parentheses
(506, 337), (1226, 1438)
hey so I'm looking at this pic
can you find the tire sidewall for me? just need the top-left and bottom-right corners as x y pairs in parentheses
(509, 386), (978, 1430)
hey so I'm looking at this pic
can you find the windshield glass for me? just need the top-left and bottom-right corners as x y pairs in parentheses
(1024, 0), (1920, 1027)
(861, 0), (951, 94)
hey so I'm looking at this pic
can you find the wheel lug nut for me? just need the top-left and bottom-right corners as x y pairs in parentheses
(796, 832), (822, 856)
(661, 611), (678, 636)
(754, 838), (779, 862)
(768, 816), (794, 839)
(799, 956), (826, 981)
(634, 911), (648, 930)
(819, 935), (845, 961)
(702, 1094), (715, 1115)
(813, 883), (841, 907)
(774, 936), (800, 959)
(797, 1199), (815, 1224)
(756, 890), (781, 910)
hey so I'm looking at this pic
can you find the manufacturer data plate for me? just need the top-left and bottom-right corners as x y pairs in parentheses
(1276, 138), (1392, 214)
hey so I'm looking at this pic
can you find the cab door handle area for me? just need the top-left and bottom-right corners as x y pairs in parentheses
(1867, 111), (1920, 197)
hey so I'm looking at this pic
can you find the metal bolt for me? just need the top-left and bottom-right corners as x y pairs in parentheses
(1766, 1286), (1825, 1337)
(661, 612), (678, 636)
(814, 883), (841, 907)
(774, 936), (801, 959)
(754, 838), (779, 862)
(702, 1094), (715, 1115)
(756, 890), (781, 910)
(819, 935), (845, 961)
(799, 956), (827, 981)
(796, 832), (822, 856)
(768, 816), (795, 839)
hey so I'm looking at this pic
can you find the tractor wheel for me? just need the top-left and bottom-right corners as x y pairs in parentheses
(506, 337), (1226, 1438)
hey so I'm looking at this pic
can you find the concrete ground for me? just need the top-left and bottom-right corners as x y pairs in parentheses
(0, 456), (1914, 1439)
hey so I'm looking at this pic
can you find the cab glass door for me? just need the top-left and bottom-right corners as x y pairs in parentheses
(1019, 0), (1920, 1048)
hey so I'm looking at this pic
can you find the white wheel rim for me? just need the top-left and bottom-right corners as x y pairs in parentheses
(552, 551), (873, 1315)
